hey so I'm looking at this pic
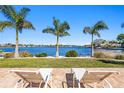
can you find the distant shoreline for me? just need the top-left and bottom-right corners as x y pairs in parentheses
(0, 46), (124, 49)
(0, 46), (124, 50)
(0, 46), (89, 48)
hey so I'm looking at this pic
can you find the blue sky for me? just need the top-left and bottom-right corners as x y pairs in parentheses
(0, 5), (124, 45)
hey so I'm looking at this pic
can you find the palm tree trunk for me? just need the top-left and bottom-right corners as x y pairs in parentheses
(56, 36), (59, 57)
(14, 29), (19, 58)
(91, 34), (94, 57)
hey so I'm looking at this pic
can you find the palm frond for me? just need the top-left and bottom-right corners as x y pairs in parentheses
(22, 21), (35, 31)
(0, 5), (17, 22)
(93, 21), (108, 31)
(43, 17), (70, 37)
(93, 31), (100, 37)
(0, 21), (13, 31)
(18, 8), (30, 18)
(59, 21), (70, 31)
(83, 26), (91, 34)
(59, 31), (70, 37)
(121, 23), (124, 28)
(53, 17), (60, 30)
(42, 27), (55, 34)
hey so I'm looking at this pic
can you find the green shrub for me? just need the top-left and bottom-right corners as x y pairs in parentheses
(115, 54), (124, 60)
(4, 52), (14, 58)
(65, 50), (78, 57)
(35, 53), (48, 57)
(0, 50), (4, 53)
(20, 51), (32, 57)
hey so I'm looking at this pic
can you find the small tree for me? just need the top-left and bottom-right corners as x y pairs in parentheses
(83, 21), (108, 57)
(42, 17), (70, 57)
(117, 34), (124, 47)
(0, 5), (35, 58)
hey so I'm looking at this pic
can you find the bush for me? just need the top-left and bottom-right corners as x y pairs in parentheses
(94, 52), (105, 58)
(65, 50), (78, 57)
(115, 54), (124, 60)
(0, 50), (4, 53)
(94, 52), (114, 59)
(35, 53), (48, 57)
(20, 51), (32, 57)
(4, 52), (14, 58)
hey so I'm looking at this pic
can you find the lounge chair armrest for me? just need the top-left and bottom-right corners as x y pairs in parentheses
(62, 81), (68, 88)
(104, 79), (112, 88)
(14, 79), (23, 88)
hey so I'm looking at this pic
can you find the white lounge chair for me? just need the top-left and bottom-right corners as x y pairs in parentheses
(10, 68), (53, 88)
(71, 68), (119, 88)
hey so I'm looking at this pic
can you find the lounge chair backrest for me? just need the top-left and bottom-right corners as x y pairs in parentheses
(10, 69), (53, 88)
(72, 68), (87, 81)
(11, 70), (44, 83)
(37, 68), (53, 81)
(86, 71), (119, 82)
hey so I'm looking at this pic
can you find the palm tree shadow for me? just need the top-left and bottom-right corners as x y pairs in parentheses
(98, 59), (124, 65)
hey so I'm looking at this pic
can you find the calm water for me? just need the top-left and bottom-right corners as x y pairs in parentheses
(0, 47), (124, 56)
(0, 47), (91, 56)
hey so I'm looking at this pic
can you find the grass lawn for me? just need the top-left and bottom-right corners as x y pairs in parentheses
(0, 58), (124, 68)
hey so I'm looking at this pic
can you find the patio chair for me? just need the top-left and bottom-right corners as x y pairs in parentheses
(71, 68), (119, 88)
(62, 68), (87, 88)
(10, 68), (53, 88)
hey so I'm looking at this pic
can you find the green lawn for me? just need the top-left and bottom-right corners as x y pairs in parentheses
(0, 58), (124, 68)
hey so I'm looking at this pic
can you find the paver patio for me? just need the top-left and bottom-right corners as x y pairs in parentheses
(0, 68), (124, 88)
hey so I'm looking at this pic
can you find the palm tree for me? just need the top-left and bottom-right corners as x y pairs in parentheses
(83, 21), (108, 57)
(42, 17), (70, 57)
(0, 5), (35, 58)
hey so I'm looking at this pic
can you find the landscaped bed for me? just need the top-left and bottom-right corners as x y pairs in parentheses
(0, 58), (124, 68)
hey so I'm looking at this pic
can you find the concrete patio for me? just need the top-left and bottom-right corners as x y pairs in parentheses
(0, 68), (124, 88)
